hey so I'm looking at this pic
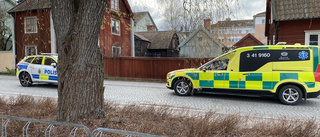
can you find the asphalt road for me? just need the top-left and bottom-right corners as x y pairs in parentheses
(1, 75), (320, 121)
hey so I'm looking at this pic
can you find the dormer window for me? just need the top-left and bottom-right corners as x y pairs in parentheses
(111, 0), (119, 11)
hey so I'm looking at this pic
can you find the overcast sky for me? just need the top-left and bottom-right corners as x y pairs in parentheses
(128, 0), (266, 30)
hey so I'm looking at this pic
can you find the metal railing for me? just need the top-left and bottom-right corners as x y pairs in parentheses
(92, 128), (161, 137)
(1, 115), (162, 137)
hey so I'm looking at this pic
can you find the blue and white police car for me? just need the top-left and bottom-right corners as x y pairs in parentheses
(16, 54), (58, 87)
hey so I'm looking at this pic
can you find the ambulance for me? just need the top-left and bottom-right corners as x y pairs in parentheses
(166, 44), (320, 105)
(16, 54), (58, 87)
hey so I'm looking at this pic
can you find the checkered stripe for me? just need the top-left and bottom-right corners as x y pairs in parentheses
(187, 72), (315, 90)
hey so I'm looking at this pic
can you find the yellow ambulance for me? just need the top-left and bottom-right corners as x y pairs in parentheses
(166, 44), (320, 105)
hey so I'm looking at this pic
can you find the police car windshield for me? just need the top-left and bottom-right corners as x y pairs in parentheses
(52, 56), (58, 61)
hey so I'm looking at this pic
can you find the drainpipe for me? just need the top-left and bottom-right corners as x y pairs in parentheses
(50, 11), (57, 54)
(130, 18), (135, 57)
(12, 14), (16, 68)
(275, 21), (279, 44)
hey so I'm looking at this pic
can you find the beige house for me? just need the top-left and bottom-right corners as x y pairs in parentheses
(211, 19), (255, 48)
(253, 12), (267, 45)
(211, 11), (267, 48)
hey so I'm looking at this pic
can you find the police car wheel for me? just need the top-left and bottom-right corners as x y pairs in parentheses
(19, 72), (33, 87)
(174, 79), (192, 96)
(278, 85), (302, 105)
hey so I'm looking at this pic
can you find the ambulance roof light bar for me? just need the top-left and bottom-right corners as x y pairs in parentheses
(276, 42), (287, 45)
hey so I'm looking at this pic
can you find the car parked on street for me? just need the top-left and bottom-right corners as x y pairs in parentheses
(16, 54), (58, 87)
(166, 43), (320, 105)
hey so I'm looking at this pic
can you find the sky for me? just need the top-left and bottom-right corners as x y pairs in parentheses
(128, 0), (266, 30)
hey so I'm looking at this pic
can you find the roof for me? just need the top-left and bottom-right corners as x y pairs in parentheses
(136, 31), (175, 49)
(211, 19), (254, 28)
(133, 11), (158, 30)
(178, 26), (224, 48)
(254, 11), (266, 18)
(134, 12), (147, 22)
(272, 0), (320, 21)
(176, 32), (190, 44)
(8, 0), (133, 17)
(134, 33), (150, 42)
(8, 0), (50, 13)
(233, 33), (264, 48)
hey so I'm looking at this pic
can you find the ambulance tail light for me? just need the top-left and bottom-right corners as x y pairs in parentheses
(315, 65), (320, 82)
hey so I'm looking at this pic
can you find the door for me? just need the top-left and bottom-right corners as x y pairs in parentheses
(199, 59), (229, 89)
(238, 50), (274, 90)
(43, 57), (58, 82)
(30, 57), (43, 81)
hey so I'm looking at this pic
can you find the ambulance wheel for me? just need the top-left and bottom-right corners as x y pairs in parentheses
(278, 85), (302, 105)
(174, 79), (192, 96)
(19, 72), (33, 87)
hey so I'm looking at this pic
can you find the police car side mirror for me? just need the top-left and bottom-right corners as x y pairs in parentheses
(51, 63), (57, 68)
(202, 68), (206, 72)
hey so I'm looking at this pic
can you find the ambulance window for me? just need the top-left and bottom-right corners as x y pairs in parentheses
(44, 57), (56, 65)
(203, 59), (229, 70)
(24, 57), (34, 63)
(240, 50), (310, 72)
(32, 57), (43, 65)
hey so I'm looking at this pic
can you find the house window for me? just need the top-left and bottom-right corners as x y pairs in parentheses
(24, 16), (37, 33)
(111, 18), (120, 36)
(112, 46), (121, 57)
(25, 45), (37, 56)
(310, 35), (318, 45)
(262, 19), (265, 24)
(111, 0), (119, 11)
(305, 30), (320, 46)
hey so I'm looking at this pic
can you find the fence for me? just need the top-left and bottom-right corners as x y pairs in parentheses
(1, 115), (162, 137)
(104, 57), (212, 79)
(0, 51), (14, 72)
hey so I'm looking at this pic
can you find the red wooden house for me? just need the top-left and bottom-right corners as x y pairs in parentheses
(8, 0), (134, 63)
(232, 33), (263, 49)
(266, 0), (320, 45)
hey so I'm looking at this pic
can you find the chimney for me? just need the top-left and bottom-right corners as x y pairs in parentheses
(204, 19), (211, 30)
(147, 25), (156, 31)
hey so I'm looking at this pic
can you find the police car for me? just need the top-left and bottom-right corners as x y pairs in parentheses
(166, 44), (320, 105)
(16, 53), (58, 87)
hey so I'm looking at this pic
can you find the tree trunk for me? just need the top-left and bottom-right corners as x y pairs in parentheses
(51, 0), (107, 122)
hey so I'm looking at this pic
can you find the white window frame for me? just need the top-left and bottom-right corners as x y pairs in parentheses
(112, 46), (121, 57)
(24, 16), (38, 34)
(25, 45), (37, 56)
(305, 30), (320, 46)
(111, 0), (119, 11)
(111, 18), (121, 36)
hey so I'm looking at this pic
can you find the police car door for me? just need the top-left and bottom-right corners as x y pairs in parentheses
(29, 56), (44, 82)
(43, 57), (58, 82)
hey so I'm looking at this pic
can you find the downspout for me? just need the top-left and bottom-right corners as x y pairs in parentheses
(50, 11), (57, 53)
(12, 14), (16, 68)
(275, 21), (279, 44)
(130, 18), (135, 57)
